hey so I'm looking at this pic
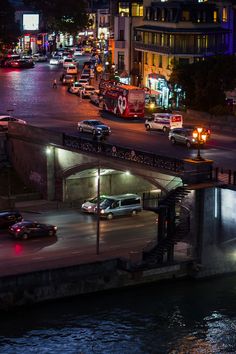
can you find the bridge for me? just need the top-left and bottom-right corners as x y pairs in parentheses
(5, 123), (214, 202)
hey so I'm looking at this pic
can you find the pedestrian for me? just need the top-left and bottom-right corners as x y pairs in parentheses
(53, 78), (57, 88)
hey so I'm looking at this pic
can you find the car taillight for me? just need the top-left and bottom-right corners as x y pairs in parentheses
(16, 228), (21, 233)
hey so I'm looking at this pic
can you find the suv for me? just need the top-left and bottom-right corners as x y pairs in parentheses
(169, 127), (206, 148)
(0, 211), (23, 228)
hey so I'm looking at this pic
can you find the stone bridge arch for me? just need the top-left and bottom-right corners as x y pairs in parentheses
(59, 161), (183, 202)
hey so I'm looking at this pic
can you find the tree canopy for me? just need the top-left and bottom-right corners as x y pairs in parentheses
(0, 0), (20, 50)
(170, 55), (236, 112)
(23, 0), (89, 35)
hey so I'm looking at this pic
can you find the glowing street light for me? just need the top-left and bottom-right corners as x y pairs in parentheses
(192, 127), (207, 161)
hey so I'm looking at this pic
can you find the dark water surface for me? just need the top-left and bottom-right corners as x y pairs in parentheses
(1, 275), (236, 354)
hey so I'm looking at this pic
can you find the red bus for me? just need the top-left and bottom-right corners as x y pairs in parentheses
(102, 84), (145, 118)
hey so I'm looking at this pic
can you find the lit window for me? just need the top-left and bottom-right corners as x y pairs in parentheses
(213, 10), (217, 23)
(222, 7), (228, 22)
(131, 3), (143, 17)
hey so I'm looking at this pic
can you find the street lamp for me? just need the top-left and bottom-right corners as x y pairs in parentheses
(192, 127), (207, 161)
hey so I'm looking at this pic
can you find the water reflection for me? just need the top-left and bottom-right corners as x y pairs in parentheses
(0, 276), (236, 353)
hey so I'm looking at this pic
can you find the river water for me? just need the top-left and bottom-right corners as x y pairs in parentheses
(1, 275), (236, 354)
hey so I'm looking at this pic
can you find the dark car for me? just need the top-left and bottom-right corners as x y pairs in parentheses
(0, 211), (23, 228)
(10, 59), (34, 69)
(9, 221), (57, 240)
(168, 127), (207, 148)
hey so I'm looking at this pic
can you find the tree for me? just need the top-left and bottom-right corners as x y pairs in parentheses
(23, 0), (89, 37)
(170, 55), (236, 112)
(0, 0), (20, 51)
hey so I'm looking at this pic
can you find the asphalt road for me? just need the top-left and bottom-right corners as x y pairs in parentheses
(1, 60), (236, 169)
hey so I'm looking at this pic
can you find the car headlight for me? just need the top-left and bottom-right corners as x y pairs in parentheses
(100, 210), (105, 214)
(192, 138), (196, 142)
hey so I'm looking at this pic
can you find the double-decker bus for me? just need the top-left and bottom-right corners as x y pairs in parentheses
(102, 83), (145, 118)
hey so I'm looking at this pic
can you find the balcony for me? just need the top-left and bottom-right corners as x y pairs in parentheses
(133, 41), (228, 56)
(115, 40), (126, 49)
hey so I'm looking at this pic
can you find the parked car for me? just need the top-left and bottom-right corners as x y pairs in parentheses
(168, 127), (207, 148)
(81, 195), (108, 213)
(61, 74), (75, 85)
(77, 78), (90, 86)
(0, 116), (27, 130)
(9, 221), (57, 240)
(10, 59), (34, 69)
(90, 90), (103, 106)
(32, 53), (48, 62)
(0, 210), (23, 228)
(77, 119), (111, 136)
(49, 56), (60, 65)
(66, 64), (78, 75)
(63, 58), (75, 69)
(68, 82), (85, 94)
(80, 85), (96, 99)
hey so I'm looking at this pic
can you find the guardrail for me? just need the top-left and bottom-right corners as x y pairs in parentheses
(63, 134), (185, 173)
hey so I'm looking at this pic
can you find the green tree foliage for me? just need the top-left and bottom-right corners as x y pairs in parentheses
(23, 0), (89, 35)
(0, 0), (20, 49)
(170, 56), (236, 112)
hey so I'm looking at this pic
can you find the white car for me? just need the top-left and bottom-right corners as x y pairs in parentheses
(63, 58), (75, 69)
(81, 195), (108, 213)
(0, 116), (27, 130)
(77, 78), (90, 86)
(66, 65), (78, 75)
(80, 85), (96, 99)
(49, 56), (60, 65)
(68, 82), (85, 94)
(32, 53), (48, 62)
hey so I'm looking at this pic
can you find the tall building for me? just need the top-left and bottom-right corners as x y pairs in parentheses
(132, 0), (234, 106)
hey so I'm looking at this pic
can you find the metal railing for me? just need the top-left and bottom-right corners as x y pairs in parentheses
(63, 134), (185, 174)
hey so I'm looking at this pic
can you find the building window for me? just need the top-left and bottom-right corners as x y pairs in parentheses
(144, 52), (148, 65)
(152, 54), (156, 66)
(118, 52), (125, 70)
(119, 30), (124, 41)
(181, 10), (190, 21)
(119, 3), (129, 16)
(222, 7), (228, 22)
(144, 32), (149, 44)
(213, 10), (218, 23)
(131, 3), (143, 17)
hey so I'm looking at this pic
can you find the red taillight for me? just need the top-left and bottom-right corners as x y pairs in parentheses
(16, 228), (21, 233)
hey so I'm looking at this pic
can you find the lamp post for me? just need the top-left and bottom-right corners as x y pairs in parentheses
(96, 163), (101, 255)
(192, 127), (207, 161)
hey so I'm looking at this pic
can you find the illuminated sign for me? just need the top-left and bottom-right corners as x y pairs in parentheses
(23, 14), (39, 31)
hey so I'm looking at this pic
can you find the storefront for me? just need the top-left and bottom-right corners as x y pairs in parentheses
(147, 73), (170, 108)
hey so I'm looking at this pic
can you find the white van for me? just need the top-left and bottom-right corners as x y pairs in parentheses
(95, 194), (142, 220)
(145, 113), (183, 132)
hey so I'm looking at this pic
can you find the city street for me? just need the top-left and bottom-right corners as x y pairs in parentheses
(1, 60), (236, 169)
(0, 59), (235, 275)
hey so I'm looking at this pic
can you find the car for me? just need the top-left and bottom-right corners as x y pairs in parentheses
(63, 58), (75, 69)
(68, 82), (85, 94)
(32, 53), (48, 62)
(9, 221), (57, 240)
(49, 56), (60, 65)
(10, 59), (34, 69)
(62, 74), (75, 85)
(77, 78), (90, 86)
(1, 55), (21, 67)
(80, 85), (96, 99)
(0, 211), (23, 228)
(74, 49), (84, 56)
(0, 116), (27, 130)
(81, 195), (108, 213)
(80, 73), (90, 81)
(66, 64), (78, 75)
(168, 127), (207, 148)
(90, 90), (103, 106)
(77, 119), (111, 136)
